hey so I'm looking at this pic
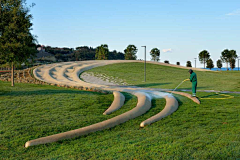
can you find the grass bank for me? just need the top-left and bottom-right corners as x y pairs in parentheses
(0, 81), (239, 159)
(85, 62), (240, 92)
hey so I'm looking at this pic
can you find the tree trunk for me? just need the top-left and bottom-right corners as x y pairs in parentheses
(204, 57), (205, 68)
(226, 61), (228, 71)
(11, 62), (14, 87)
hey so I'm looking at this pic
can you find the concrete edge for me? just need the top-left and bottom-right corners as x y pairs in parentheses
(167, 91), (200, 104)
(103, 91), (125, 115)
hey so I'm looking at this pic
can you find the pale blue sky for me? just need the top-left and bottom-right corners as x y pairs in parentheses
(28, 0), (240, 67)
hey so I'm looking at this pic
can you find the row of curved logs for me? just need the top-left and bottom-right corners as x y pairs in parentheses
(25, 92), (152, 148)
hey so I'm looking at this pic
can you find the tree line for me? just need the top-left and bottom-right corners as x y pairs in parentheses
(197, 49), (238, 70)
(185, 49), (238, 70)
(46, 44), (157, 62)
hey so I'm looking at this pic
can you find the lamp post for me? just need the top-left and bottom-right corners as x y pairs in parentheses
(194, 58), (197, 68)
(141, 46), (146, 82)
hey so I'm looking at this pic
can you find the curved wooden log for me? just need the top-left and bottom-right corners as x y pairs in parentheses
(140, 95), (178, 127)
(25, 92), (151, 148)
(167, 91), (200, 104)
(103, 91), (125, 115)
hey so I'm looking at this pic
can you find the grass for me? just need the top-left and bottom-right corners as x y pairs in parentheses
(0, 81), (240, 159)
(85, 62), (240, 92)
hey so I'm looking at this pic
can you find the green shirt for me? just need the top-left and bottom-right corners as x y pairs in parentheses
(190, 72), (197, 82)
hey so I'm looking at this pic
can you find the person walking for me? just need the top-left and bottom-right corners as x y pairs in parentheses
(184, 69), (197, 97)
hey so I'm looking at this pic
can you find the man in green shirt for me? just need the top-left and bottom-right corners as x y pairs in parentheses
(185, 69), (197, 97)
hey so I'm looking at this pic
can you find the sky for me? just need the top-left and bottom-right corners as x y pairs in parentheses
(27, 0), (240, 68)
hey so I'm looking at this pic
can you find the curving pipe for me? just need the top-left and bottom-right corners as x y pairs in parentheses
(103, 91), (125, 115)
(25, 92), (151, 148)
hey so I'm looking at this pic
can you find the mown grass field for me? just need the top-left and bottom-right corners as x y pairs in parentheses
(85, 62), (240, 92)
(0, 79), (239, 159)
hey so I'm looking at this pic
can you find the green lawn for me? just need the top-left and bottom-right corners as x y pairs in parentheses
(85, 62), (240, 92)
(0, 81), (239, 159)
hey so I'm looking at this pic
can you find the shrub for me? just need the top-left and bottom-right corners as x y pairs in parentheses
(164, 60), (169, 64)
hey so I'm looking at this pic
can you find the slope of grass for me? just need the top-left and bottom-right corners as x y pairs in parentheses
(85, 62), (240, 91)
(0, 81), (239, 159)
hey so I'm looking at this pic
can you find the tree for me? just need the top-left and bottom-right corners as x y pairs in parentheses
(95, 44), (109, 60)
(206, 58), (214, 70)
(186, 61), (192, 67)
(230, 58), (236, 70)
(229, 50), (238, 70)
(74, 46), (95, 61)
(0, 0), (37, 86)
(198, 50), (210, 68)
(221, 49), (238, 71)
(150, 48), (160, 61)
(216, 59), (222, 70)
(176, 62), (180, 65)
(221, 49), (231, 70)
(124, 45), (137, 60)
(108, 50), (124, 60)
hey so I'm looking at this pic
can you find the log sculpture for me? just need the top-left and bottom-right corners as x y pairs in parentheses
(26, 60), (184, 148)
(103, 91), (125, 115)
(25, 92), (151, 148)
(167, 91), (200, 104)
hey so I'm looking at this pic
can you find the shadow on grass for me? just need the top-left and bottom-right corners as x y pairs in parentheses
(151, 99), (157, 109)
(173, 96), (183, 108)
(122, 92), (135, 104)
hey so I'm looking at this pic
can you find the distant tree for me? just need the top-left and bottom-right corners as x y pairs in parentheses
(176, 62), (180, 65)
(216, 59), (222, 70)
(221, 49), (237, 71)
(221, 49), (231, 71)
(108, 50), (124, 60)
(198, 50), (210, 68)
(124, 45), (137, 60)
(74, 46), (124, 61)
(95, 44), (109, 60)
(186, 61), (192, 67)
(206, 58), (214, 70)
(74, 46), (94, 61)
(164, 60), (169, 64)
(230, 58), (236, 70)
(229, 50), (238, 70)
(150, 48), (160, 62)
(0, 0), (37, 86)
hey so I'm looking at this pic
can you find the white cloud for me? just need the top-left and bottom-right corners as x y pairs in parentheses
(226, 9), (240, 16)
(162, 49), (173, 53)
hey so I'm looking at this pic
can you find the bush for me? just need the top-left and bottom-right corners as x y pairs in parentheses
(164, 60), (169, 64)
(186, 61), (192, 67)
(176, 62), (180, 65)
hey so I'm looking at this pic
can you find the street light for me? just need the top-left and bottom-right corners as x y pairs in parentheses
(194, 58), (197, 68)
(141, 46), (146, 82)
